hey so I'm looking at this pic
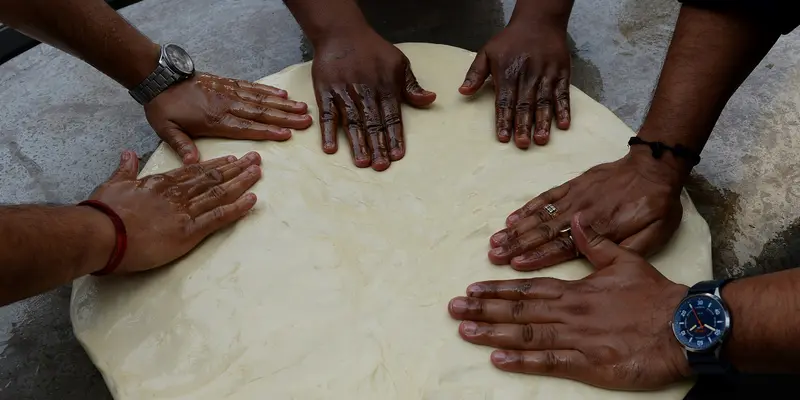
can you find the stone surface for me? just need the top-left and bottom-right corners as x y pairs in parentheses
(0, 0), (798, 399)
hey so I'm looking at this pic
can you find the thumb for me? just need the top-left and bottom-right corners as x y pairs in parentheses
(459, 51), (489, 96)
(402, 61), (436, 107)
(160, 126), (199, 164)
(108, 150), (139, 182)
(572, 212), (636, 270)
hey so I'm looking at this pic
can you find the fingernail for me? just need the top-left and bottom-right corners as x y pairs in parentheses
(489, 247), (507, 257)
(507, 214), (520, 226)
(450, 298), (468, 313)
(491, 351), (508, 363)
(460, 79), (471, 88)
(499, 130), (510, 139)
(461, 321), (477, 335)
(121, 151), (130, 161)
(491, 231), (507, 243)
(227, 156), (237, 162)
(246, 152), (259, 160)
(466, 284), (483, 296)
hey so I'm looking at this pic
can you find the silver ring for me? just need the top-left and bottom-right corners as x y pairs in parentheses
(559, 227), (581, 258)
(544, 204), (558, 217)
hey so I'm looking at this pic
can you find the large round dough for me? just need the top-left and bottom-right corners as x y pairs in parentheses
(71, 43), (711, 399)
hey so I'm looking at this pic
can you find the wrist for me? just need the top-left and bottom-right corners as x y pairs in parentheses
(75, 205), (116, 276)
(122, 41), (161, 90)
(664, 283), (694, 379)
(509, 0), (574, 29)
(625, 145), (690, 190)
(308, 18), (373, 49)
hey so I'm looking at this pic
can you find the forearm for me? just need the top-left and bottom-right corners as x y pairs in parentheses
(509, 0), (574, 28)
(721, 268), (800, 373)
(283, 0), (370, 46)
(633, 4), (780, 176)
(0, 0), (159, 89)
(0, 205), (114, 306)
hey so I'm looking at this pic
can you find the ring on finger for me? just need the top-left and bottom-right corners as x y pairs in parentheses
(559, 227), (581, 258)
(544, 203), (558, 217)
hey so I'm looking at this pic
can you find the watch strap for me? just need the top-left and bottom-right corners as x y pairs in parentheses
(685, 278), (735, 376)
(129, 62), (185, 105)
(687, 351), (734, 375)
(687, 279), (731, 296)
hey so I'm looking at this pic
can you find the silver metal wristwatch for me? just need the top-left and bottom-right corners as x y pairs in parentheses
(128, 43), (195, 105)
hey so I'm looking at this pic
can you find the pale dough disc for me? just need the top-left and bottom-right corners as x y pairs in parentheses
(71, 43), (711, 399)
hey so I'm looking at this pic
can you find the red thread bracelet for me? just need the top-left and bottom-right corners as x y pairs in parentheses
(78, 200), (127, 276)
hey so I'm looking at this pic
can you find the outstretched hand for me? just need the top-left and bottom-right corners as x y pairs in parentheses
(450, 214), (691, 390)
(144, 73), (313, 164)
(459, 20), (571, 148)
(311, 30), (436, 171)
(89, 150), (263, 274)
(488, 154), (684, 271)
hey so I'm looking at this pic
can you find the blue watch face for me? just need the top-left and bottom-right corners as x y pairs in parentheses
(672, 294), (729, 351)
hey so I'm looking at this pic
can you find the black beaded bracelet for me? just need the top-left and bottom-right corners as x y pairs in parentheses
(628, 137), (701, 166)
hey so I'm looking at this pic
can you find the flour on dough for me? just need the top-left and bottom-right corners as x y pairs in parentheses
(71, 43), (711, 400)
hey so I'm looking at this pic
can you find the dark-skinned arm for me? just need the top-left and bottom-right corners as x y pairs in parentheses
(0, 0), (159, 89)
(633, 4), (782, 180)
(282, 0), (370, 47)
(0, 206), (114, 306)
(722, 269), (800, 373)
(508, 0), (573, 27)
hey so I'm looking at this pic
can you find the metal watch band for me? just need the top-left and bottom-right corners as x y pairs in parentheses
(129, 63), (180, 105)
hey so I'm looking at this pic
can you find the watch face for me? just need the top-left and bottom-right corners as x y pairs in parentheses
(163, 44), (194, 75)
(672, 293), (730, 352)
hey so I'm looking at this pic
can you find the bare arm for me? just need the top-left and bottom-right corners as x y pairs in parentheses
(0, 0), (159, 89)
(633, 4), (781, 179)
(509, 0), (573, 27)
(722, 268), (800, 373)
(0, 206), (113, 305)
(282, 0), (371, 46)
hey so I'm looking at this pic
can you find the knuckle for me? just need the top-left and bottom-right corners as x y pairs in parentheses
(204, 169), (224, 182)
(207, 110), (226, 125)
(542, 350), (562, 372)
(554, 237), (575, 253)
(511, 300), (525, 320)
(208, 185), (227, 200)
(187, 165), (206, 176)
(536, 224), (556, 240)
(211, 207), (225, 220)
(533, 208), (552, 222)
(496, 89), (514, 109)
(514, 280), (534, 297)
(467, 297), (484, 315)
(344, 108), (362, 128)
(515, 100), (532, 113)
(536, 95), (552, 108)
(365, 121), (384, 136)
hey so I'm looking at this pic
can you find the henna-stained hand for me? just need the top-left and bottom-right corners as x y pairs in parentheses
(311, 29), (436, 171)
(89, 150), (263, 273)
(460, 18), (570, 148)
(144, 73), (313, 164)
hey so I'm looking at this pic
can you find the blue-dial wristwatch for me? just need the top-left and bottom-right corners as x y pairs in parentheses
(671, 279), (734, 375)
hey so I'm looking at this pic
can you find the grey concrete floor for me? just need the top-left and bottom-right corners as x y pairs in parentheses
(0, 0), (798, 399)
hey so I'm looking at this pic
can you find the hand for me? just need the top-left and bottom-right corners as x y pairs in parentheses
(89, 150), (263, 274)
(449, 214), (691, 390)
(459, 19), (570, 148)
(312, 29), (436, 171)
(488, 153), (683, 271)
(144, 73), (313, 164)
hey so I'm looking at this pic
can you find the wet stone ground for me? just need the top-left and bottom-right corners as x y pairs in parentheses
(0, 0), (798, 398)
